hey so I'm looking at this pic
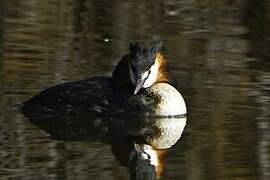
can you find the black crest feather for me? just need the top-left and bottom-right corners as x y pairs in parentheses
(129, 41), (163, 77)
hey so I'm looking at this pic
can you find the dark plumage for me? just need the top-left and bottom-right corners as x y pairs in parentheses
(112, 41), (165, 95)
(129, 41), (163, 79)
(20, 77), (128, 115)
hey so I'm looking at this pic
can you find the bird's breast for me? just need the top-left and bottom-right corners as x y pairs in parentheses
(125, 83), (186, 116)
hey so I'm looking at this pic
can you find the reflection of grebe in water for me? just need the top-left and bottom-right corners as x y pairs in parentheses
(129, 144), (167, 180)
(23, 107), (186, 180)
(111, 116), (187, 179)
(20, 41), (186, 116)
(124, 116), (187, 179)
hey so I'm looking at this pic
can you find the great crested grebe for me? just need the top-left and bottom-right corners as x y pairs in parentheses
(20, 41), (186, 116)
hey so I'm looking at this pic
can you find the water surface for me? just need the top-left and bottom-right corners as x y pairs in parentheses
(0, 0), (269, 179)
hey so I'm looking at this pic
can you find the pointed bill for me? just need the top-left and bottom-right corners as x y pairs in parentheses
(134, 78), (146, 95)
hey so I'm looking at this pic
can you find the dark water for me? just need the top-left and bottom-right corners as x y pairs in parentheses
(0, 0), (270, 179)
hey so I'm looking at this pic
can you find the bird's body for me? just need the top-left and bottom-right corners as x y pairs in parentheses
(20, 42), (186, 116)
(21, 77), (122, 115)
(126, 83), (186, 116)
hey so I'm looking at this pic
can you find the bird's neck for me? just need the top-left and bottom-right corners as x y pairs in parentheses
(155, 52), (169, 84)
(112, 54), (134, 94)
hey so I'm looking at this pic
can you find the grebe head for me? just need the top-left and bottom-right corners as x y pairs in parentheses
(129, 41), (163, 95)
